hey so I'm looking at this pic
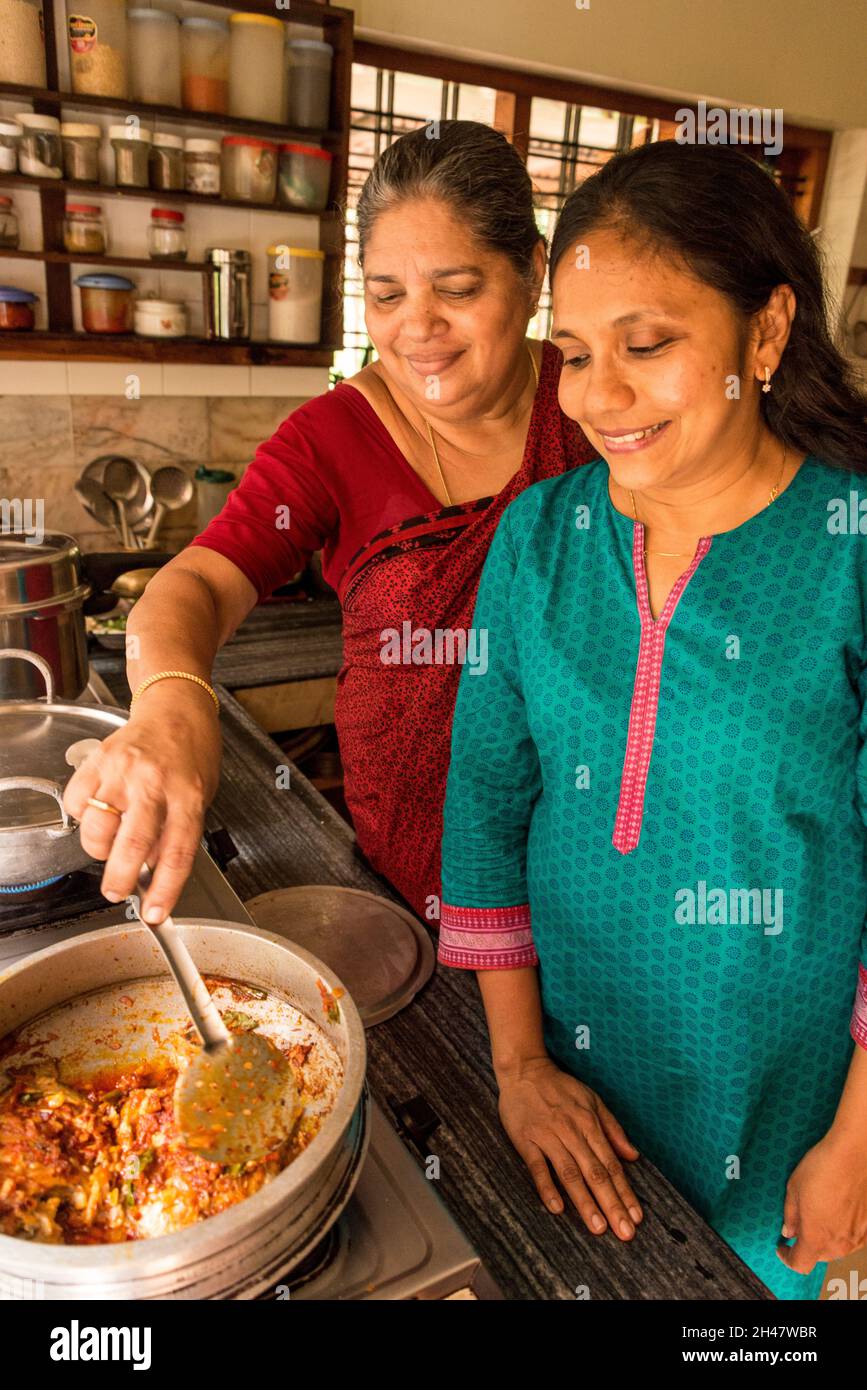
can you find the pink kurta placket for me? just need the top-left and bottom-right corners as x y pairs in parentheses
(852, 962), (867, 1052)
(612, 523), (712, 855)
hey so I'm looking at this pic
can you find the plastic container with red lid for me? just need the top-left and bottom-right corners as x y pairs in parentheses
(221, 135), (277, 205)
(277, 142), (333, 211)
(148, 207), (187, 261)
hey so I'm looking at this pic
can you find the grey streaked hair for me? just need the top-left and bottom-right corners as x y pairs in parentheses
(356, 119), (543, 296)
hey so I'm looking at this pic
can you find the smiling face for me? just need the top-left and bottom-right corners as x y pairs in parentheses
(552, 227), (761, 494)
(362, 196), (544, 416)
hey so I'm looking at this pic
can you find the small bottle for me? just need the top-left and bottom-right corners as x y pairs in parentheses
(148, 207), (187, 261)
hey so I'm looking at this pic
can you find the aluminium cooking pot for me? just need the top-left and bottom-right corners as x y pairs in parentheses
(0, 531), (173, 701)
(0, 648), (129, 887)
(0, 919), (369, 1299)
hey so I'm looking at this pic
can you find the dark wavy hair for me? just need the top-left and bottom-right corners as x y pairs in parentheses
(356, 119), (542, 299)
(549, 140), (867, 470)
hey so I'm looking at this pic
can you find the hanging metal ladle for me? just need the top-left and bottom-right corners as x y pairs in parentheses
(145, 466), (194, 550)
(103, 457), (140, 551)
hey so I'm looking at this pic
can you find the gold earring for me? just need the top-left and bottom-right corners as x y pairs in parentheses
(761, 366), (772, 393)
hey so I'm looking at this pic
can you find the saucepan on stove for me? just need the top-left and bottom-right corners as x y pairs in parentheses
(0, 648), (129, 888)
(0, 919), (368, 1299)
(0, 531), (173, 701)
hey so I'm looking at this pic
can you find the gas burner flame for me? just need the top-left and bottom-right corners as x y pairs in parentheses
(0, 875), (65, 894)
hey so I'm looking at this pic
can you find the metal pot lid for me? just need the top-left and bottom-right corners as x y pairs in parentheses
(244, 885), (436, 1028)
(0, 701), (127, 831)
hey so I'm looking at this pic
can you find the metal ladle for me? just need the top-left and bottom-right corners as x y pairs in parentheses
(103, 457), (140, 551)
(145, 466), (194, 550)
(133, 866), (301, 1164)
(63, 741), (302, 1164)
(74, 477), (125, 547)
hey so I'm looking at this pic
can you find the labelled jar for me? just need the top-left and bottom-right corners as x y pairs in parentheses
(128, 8), (181, 107)
(150, 132), (184, 191)
(286, 39), (333, 130)
(148, 207), (186, 261)
(228, 13), (286, 123)
(110, 123), (152, 187)
(267, 244), (324, 344)
(221, 136), (277, 204)
(16, 112), (61, 178)
(0, 120), (22, 175)
(61, 121), (101, 182)
(63, 201), (107, 255)
(0, 196), (19, 250)
(66, 0), (128, 98)
(181, 16), (229, 114)
(184, 137), (220, 195)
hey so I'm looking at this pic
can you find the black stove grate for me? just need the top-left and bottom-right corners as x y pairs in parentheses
(0, 866), (111, 933)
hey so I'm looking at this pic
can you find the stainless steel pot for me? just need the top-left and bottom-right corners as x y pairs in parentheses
(0, 920), (368, 1300)
(0, 532), (170, 700)
(0, 532), (91, 700)
(0, 648), (128, 886)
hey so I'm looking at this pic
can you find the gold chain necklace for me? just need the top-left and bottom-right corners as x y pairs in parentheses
(631, 445), (788, 556)
(425, 343), (540, 507)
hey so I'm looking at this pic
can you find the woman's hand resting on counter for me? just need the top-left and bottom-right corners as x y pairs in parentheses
(63, 681), (222, 923)
(497, 1055), (644, 1240)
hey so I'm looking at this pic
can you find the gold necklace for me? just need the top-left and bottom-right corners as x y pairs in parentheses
(631, 445), (789, 556)
(425, 343), (540, 506)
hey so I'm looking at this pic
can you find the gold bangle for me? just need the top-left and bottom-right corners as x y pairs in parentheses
(130, 671), (220, 715)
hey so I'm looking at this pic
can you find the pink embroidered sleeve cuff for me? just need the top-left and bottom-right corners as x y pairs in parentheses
(437, 902), (538, 970)
(851, 963), (867, 1052)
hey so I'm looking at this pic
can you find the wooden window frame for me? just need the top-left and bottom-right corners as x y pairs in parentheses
(354, 39), (832, 230)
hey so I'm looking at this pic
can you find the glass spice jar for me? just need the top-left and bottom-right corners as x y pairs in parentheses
(0, 196), (20, 250)
(0, 120), (22, 174)
(63, 202), (107, 255)
(149, 133), (184, 191)
(148, 207), (187, 261)
(110, 124), (152, 187)
(184, 138), (220, 195)
(61, 122), (102, 182)
(16, 112), (62, 178)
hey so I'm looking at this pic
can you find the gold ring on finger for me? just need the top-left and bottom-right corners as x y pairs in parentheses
(85, 796), (124, 819)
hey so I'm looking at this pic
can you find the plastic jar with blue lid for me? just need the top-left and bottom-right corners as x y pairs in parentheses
(74, 272), (136, 334)
(0, 286), (38, 331)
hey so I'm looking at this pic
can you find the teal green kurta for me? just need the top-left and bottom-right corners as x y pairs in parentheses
(440, 454), (867, 1301)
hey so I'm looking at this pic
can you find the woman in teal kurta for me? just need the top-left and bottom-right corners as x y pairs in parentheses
(438, 142), (867, 1301)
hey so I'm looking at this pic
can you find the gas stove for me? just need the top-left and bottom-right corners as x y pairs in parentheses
(0, 669), (497, 1301)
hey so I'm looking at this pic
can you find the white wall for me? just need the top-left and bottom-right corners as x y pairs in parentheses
(347, 0), (867, 130)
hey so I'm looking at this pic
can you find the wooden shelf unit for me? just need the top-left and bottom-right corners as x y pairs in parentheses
(0, 0), (353, 364)
(0, 331), (335, 366)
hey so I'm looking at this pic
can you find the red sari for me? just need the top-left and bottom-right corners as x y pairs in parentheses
(190, 338), (597, 918)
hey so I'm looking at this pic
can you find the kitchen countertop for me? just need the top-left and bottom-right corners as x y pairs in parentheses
(91, 648), (772, 1301)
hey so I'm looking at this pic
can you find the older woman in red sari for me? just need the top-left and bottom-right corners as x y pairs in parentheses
(64, 119), (596, 927)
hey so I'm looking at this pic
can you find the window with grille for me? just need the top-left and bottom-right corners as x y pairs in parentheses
(333, 54), (827, 383)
